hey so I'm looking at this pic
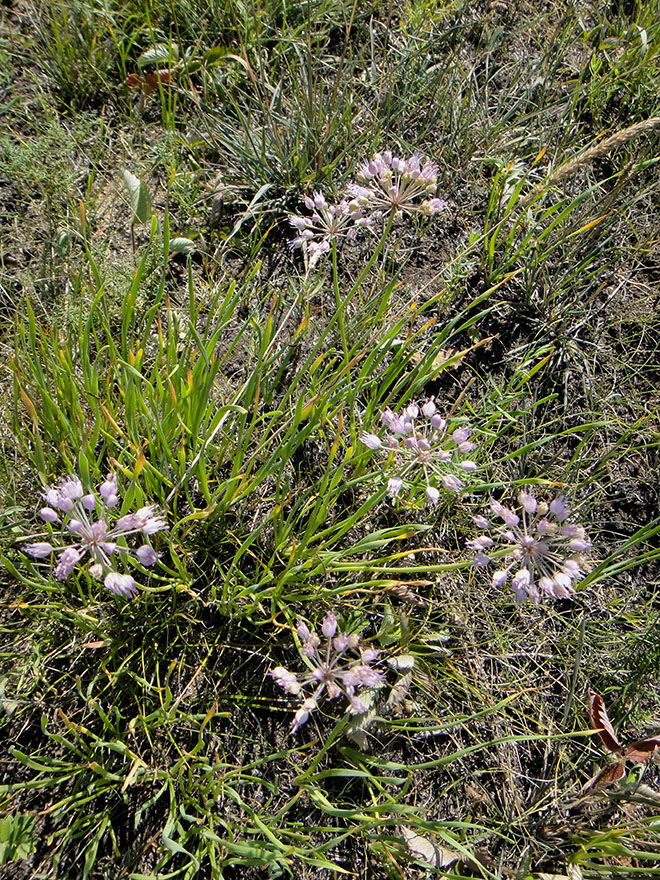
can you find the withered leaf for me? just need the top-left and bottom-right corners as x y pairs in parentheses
(580, 760), (625, 795)
(623, 737), (660, 763)
(384, 670), (413, 716)
(399, 826), (460, 869)
(588, 690), (623, 753)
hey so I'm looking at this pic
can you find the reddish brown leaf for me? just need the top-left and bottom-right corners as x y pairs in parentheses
(588, 690), (623, 753)
(623, 737), (660, 763)
(581, 760), (625, 794)
(145, 69), (177, 88)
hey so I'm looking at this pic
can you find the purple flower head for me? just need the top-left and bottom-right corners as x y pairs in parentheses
(349, 149), (447, 221)
(467, 488), (591, 603)
(23, 473), (167, 599)
(288, 190), (361, 262)
(270, 616), (383, 732)
(360, 398), (478, 505)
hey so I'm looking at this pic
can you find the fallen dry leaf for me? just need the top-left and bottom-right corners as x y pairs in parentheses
(580, 760), (625, 795)
(623, 737), (660, 763)
(400, 826), (460, 869)
(588, 690), (623, 753)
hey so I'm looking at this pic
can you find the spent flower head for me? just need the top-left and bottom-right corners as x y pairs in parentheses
(270, 613), (384, 732)
(360, 397), (478, 504)
(23, 473), (167, 598)
(468, 489), (591, 603)
(348, 150), (448, 221)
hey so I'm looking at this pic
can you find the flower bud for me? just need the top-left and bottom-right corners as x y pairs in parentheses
(24, 541), (54, 558)
(442, 474), (463, 494)
(333, 634), (350, 652)
(421, 398), (436, 417)
(549, 496), (569, 520)
(425, 486), (440, 505)
(359, 432), (382, 450)
(326, 681), (342, 700)
(104, 572), (138, 598)
(39, 507), (59, 523)
(60, 477), (83, 499)
(99, 475), (117, 500)
(136, 545), (157, 566)
(322, 612), (337, 639)
(349, 696), (368, 715)
(387, 477), (403, 497)
(296, 621), (312, 641)
(569, 538), (590, 552)
(518, 491), (537, 514)
(55, 547), (81, 579)
(511, 569), (530, 592)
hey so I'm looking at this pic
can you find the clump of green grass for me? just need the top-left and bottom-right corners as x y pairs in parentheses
(1, 0), (660, 878)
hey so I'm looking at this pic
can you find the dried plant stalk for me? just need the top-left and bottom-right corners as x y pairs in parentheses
(522, 115), (660, 206)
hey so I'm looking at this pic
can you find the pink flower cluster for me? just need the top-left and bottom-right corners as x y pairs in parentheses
(360, 397), (477, 504)
(288, 192), (358, 258)
(468, 490), (591, 603)
(288, 148), (448, 258)
(23, 474), (167, 598)
(348, 150), (448, 221)
(270, 613), (383, 732)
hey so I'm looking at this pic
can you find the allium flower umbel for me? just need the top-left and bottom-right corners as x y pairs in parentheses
(468, 490), (591, 603)
(348, 150), (448, 220)
(270, 613), (383, 732)
(288, 190), (359, 258)
(360, 398), (478, 504)
(23, 474), (167, 598)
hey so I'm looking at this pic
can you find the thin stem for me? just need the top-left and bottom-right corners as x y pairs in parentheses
(320, 210), (396, 358)
(347, 210), (395, 302)
(332, 239), (348, 363)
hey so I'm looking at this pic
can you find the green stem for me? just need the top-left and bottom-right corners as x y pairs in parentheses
(348, 210), (395, 302)
(332, 239), (348, 363)
(323, 211), (396, 359)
